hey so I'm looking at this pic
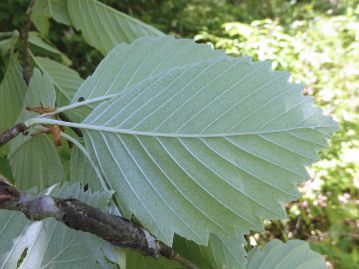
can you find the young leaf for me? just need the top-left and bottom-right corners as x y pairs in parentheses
(32, 56), (85, 121)
(247, 240), (328, 269)
(67, 0), (164, 54)
(23, 68), (56, 109)
(0, 58), (27, 133)
(0, 183), (115, 269)
(32, 56), (83, 106)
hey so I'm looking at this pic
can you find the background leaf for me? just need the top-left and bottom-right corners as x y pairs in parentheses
(67, 0), (164, 55)
(32, 56), (83, 106)
(70, 143), (101, 189)
(0, 31), (18, 56)
(9, 135), (64, 190)
(32, 56), (85, 121)
(0, 58), (27, 133)
(8, 69), (63, 190)
(28, 32), (71, 65)
(31, 0), (70, 35)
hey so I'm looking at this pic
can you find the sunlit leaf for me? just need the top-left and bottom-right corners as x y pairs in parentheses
(67, 37), (338, 245)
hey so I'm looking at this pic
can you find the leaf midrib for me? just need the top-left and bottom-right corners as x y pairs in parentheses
(27, 117), (334, 138)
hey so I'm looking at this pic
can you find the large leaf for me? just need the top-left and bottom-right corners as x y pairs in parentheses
(247, 240), (328, 269)
(0, 183), (115, 269)
(0, 58), (27, 133)
(29, 37), (337, 246)
(67, 0), (164, 55)
(8, 69), (64, 190)
(74, 47), (337, 246)
(72, 37), (338, 246)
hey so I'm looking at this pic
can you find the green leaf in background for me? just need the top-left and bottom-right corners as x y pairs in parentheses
(0, 58), (27, 133)
(63, 37), (338, 246)
(0, 31), (19, 56)
(67, 0), (164, 55)
(247, 240), (328, 269)
(173, 234), (247, 269)
(9, 135), (64, 190)
(32, 56), (85, 121)
(8, 69), (64, 190)
(70, 144), (101, 189)
(23, 68), (56, 109)
(32, 56), (83, 106)
(28, 32), (71, 65)
(0, 183), (115, 269)
(31, 0), (71, 35)
(0, 156), (14, 182)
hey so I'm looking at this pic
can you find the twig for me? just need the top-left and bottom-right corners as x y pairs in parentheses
(21, 0), (36, 85)
(0, 181), (198, 269)
(0, 123), (28, 147)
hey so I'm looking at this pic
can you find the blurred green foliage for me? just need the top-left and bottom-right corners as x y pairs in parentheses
(1, 0), (358, 268)
(196, 2), (359, 268)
